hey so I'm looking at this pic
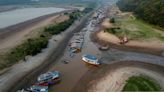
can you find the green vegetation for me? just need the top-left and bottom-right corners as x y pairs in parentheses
(110, 18), (115, 23)
(106, 16), (164, 41)
(0, 11), (83, 70)
(117, 0), (164, 28)
(44, 15), (75, 35)
(5, 36), (48, 66)
(123, 75), (162, 91)
(105, 28), (122, 37)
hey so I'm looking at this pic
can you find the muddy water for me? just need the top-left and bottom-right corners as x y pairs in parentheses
(0, 7), (65, 28)
(49, 29), (101, 92)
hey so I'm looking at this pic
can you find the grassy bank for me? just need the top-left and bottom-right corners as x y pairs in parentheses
(116, 0), (164, 28)
(0, 11), (82, 70)
(105, 16), (164, 41)
(123, 75), (162, 91)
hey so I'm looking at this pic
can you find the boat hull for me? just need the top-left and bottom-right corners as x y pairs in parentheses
(82, 56), (100, 66)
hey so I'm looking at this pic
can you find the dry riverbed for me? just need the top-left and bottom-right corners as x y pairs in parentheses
(48, 19), (164, 92)
(94, 5), (164, 56)
(0, 11), (69, 53)
(1, 5), (164, 92)
(72, 61), (164, 92)
(0, 11), (90, 92)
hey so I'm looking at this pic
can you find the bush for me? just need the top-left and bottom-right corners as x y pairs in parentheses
(123, 75), (162, 91)
(44, 19), (74, 35)
(1, 12), (79, 70)
(44, 12), (81, 35)
(6, 36), (48, 63)
(110, 18), (115, 23)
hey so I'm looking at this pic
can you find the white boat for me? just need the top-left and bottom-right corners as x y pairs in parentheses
(99, 45), (109, 50)
(37, 71), (60, 84)
(17, 85), (48, 92)
(82, 54), (100, 65)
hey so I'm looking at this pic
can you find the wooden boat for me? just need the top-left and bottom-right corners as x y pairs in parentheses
(99, 45), (109, 51)
(37, 71), (60, 85)
(82, 54), (100, 65)
(17, 71), (60, 92)
(29, 85), (48, 92)
(17, 85), (48, 92)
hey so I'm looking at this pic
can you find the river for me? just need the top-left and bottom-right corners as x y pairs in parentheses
(0, 7), (65, 29)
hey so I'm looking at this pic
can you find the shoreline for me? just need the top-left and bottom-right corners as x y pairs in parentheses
(0, 10), (72, 36)
(95, 5), (164, 56)
(4, 11), (91, 92)
(72, 61), (164, 92)
(91, 31), (164, 56)
(0, 8), (76, 92)
(1, 4), (164, 92)
(0, 9), (73, 53)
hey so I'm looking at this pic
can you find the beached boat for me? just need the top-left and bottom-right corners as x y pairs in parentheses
(82, 54), (100, 65)
(37, 71), (60, 85)
(99, 45), (109, 51)
(29, 85), (48, 92)
(17, 89), (30, 92)
(17, 71), (60, 92)
(17, 85), (48, 92)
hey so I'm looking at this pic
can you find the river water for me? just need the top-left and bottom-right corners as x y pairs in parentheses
(0, 7), (65, 28)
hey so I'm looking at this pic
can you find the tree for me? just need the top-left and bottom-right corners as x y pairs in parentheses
(110, 18), (115, 23)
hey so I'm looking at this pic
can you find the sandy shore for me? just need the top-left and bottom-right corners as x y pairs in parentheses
(72, 61), (164, 92)
(94, 5), (164, 56)
(0, 10), (71, 53)
(47, 16), (164, 92)
(101, 18), (112, 28)
(97, 31), (164, 50)
(92, 31), (164, 56)
(0, 11), (91, 92)
(1, 5), (164, 92)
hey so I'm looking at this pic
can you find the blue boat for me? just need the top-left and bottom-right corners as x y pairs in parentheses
(17, 71), (60, 92)
(82, 54), (100, 65)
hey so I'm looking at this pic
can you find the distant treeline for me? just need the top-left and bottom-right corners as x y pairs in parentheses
(117, 0), (164, 27)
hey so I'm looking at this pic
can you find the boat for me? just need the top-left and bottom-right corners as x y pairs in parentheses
(37, 71), (60, 85)
(17, 85), (48, 92)
(17, 89), (30, 92)
(29, 85), (48, 92)
(82, 54), (100, 65)
(99, 45), (109, 51)
(17, 71), (60, 92)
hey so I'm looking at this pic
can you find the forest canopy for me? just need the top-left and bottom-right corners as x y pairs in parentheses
(117, 0), (164, 27)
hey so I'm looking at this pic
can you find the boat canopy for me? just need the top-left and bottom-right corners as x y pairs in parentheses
(83, 54), (98, 61)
